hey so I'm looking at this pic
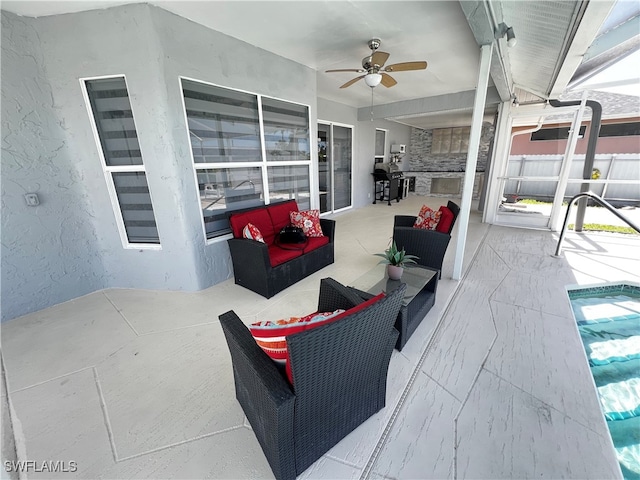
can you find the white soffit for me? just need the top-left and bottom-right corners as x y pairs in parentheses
(1, 0), (483, 110)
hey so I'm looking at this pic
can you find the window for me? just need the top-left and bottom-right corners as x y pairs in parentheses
(181, 79), (311, 239)
(375, 129), (387, 163)
(262, 97), (310, 162)
(83, 76), (160, 246)
(531, 125), (586, 141)
(599, 122), (640, 138)
(431, 127), (470, 154)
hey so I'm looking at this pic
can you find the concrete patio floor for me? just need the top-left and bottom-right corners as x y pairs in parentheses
(2, 195), (638, 479)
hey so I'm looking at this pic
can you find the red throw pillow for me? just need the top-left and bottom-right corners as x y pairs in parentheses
(250, 310), (345, 383)
(250, 291), (386, 385)
(242, 223), (265, 242)
(325, 291), (386, 324)
(290, 210), (324, 237)
(413, 205), (442, 230)
(436, 206), (454, 233)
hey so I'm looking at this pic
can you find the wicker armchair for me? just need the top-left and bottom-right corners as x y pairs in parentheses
(392, 201), (460, 278)
(219, 278), (406, 480)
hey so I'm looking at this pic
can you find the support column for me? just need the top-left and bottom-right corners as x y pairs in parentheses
(549, 92), (588, 231)
(453, 43), (493, 280)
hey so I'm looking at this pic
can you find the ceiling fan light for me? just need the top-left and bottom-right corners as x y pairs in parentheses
(364, 73), (382, 87)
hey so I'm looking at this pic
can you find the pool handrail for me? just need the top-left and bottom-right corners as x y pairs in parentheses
(554, 191), (640, 257)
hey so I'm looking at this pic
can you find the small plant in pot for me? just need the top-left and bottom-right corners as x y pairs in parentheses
(374, 241), (419, 280)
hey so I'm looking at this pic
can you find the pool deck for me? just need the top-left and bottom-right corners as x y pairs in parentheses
(2, 196), (639, 479)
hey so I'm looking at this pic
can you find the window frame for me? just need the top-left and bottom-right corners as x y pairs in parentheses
(179, 76), (313, 244)
(80, 74), (161, 250)
(375, 128), (387, 164)
(530, 125), (587, 141)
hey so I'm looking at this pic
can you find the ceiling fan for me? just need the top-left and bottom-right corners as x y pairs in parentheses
(326, 38), (427, 89)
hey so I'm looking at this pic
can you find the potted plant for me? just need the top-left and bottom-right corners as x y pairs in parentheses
(374, 241), (418, 280)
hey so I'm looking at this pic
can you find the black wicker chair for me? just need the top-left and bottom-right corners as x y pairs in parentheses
(392, 201), (460, 278)
(219, 278), (406, 480)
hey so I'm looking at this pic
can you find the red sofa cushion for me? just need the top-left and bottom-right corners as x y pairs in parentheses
(302, 236), (330, 254)
(327, 291), (386, 324)
(436, 206), (455, 233)
(229, 208), (277, 245)
(267, 244), (303, 267)
(267, 200), (299, 233)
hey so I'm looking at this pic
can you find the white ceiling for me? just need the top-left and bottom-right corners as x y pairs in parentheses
(2, 0), (617, 129)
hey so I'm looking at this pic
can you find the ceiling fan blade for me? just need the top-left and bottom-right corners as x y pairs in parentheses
(326, 68), (365, 73)
(380, 73), (397, 88)
(371, 51), (390, 67)
(340, 76), (365, 89)
(384, 61), (428, 72)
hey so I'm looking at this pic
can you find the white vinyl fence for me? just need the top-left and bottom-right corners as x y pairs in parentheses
(504, 153), (640, 203)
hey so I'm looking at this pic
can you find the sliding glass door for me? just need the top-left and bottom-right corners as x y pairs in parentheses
(318, 121), (353, 214)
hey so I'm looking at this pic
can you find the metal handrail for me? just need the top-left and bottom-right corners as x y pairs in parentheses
(554, 191), (640, 256)
(203, 179), (256, 209)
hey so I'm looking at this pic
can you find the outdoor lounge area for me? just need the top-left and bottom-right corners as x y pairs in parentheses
(2, 195), (639, 479)
(3, 0), (640, 478)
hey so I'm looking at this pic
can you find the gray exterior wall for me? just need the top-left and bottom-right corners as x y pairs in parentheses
(1, 12), (105, 322)
(1, 5), (317, 321)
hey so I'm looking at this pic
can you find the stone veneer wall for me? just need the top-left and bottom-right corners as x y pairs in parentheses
(412, 172), (485, 199)
(408, 122), (495, 172)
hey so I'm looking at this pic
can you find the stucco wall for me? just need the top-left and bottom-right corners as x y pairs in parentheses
(150, 6), (317, 288)
(1, 12), (105, 322)
(1, 4), (318, 321)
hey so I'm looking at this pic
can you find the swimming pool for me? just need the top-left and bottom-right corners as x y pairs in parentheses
(568, 283), (640, 480)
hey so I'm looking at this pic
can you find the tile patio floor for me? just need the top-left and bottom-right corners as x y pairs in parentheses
(2, 195), (638, 479)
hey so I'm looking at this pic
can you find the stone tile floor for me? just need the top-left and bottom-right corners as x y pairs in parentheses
(2, 196), (638, 479)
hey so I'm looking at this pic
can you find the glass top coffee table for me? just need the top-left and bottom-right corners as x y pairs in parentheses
(350, 264), (439, 351)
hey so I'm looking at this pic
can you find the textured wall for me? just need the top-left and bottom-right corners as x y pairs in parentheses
(408, 123), (495, 172)
(26, 4), (207, 295)
(1, 12), (105, 322)
(150, 6), (318, 288)
(1, 5), (319, 321)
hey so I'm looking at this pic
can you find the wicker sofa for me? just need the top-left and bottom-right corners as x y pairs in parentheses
(219, 278), (406, 480)
(227, 200), (335, 298)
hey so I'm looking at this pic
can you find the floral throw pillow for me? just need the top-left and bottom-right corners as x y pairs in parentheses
(242, 222), (264, 242)
(413, 205), (442, 230)
(290, 210), (324, 237)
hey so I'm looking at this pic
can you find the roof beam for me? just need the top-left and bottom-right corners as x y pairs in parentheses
(356, 87), (501, 122)
(458, 0), (513, 102)
(583, 14), (640, 63)
(550, 0), (617, 97)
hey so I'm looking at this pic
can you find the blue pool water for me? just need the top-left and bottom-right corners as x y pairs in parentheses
(569, 284), (640, 480)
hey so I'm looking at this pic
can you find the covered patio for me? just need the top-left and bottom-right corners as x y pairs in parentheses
(2, 196), (638, 478)
(2, 0), (640, 478)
